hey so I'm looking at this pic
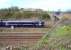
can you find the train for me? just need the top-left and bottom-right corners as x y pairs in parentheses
(0, 20), (44, 28)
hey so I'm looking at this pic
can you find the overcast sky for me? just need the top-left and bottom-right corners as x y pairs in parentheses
(0, 0), (71, 11)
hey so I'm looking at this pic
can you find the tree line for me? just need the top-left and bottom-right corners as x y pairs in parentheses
(0, 7), (50, 20)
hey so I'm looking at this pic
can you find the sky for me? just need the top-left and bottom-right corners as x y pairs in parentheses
(0, 0), (71, 11)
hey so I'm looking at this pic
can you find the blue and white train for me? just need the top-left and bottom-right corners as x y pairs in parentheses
(0, 20), (44, 28)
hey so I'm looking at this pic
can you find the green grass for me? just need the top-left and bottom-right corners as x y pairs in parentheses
(47, 25), (71, 50)
(51, 25), (71, 37)
(32, 25), (71, 50)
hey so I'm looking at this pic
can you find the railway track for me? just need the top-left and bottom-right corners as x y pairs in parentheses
(0, 32), (45, 47)
(0, 27), (49, 33)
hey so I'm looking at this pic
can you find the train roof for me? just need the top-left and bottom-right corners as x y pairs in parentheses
(1, 19), (43, 22)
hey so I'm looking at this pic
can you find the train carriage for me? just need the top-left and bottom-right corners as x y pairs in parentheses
(0, 20), (44, 28)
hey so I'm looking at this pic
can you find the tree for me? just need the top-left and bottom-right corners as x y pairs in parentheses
(41, 13), (50, 20)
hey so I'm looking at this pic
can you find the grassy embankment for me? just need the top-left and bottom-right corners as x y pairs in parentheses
(32, 25), (71, 50)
